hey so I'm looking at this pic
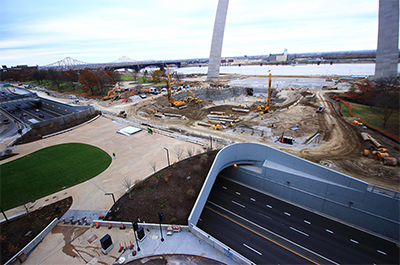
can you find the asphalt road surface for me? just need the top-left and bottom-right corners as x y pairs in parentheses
(197, 176), (399, 264)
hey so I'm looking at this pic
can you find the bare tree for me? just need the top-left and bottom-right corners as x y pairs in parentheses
(372, 77), (399, 127)
(149, 161), (157, 172)
(121, 177), (133, 190)
(173, 145), (185, 161)
(14, 192), (30, 214)
(187, 147), (195, 157)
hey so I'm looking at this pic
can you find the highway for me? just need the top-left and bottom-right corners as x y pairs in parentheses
(197, 177), (399, 264)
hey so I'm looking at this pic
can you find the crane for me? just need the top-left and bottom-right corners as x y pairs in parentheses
(257, 72), (272, 114)
(166, 65), (186, 107)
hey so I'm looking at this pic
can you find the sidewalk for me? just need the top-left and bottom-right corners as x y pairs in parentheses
(1, 117), (201, 220)
(23, 223), (237, 265)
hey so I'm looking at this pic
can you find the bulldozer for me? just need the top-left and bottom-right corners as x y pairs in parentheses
(256, 72), (272, 114)
(116, 110), (127, 118)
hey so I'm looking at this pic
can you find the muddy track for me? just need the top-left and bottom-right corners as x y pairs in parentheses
(297, 92), (363, 161)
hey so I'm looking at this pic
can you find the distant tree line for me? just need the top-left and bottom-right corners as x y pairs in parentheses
(1, 68), (119, 96)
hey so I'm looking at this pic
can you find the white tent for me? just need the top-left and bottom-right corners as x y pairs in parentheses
(116, 126), (141, 136)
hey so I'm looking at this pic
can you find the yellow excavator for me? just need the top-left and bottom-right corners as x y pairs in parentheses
(103, 88), (120, 101)
(257, 72), (272, 114)
(184, 89), (202, 104)
(166, 65), (186, 107)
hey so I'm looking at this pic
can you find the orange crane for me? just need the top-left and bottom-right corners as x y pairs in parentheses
(166, 65), (185, 107)
(257, 72), (272, 114)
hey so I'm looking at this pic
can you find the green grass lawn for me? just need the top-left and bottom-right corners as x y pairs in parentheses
(340, 102), (399, 136)
(0, 143), (112, 210)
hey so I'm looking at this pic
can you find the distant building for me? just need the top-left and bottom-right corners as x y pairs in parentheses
(268, 49), (288, 62)
(233, 58), (262, 64)
(1, 65), (38, 81)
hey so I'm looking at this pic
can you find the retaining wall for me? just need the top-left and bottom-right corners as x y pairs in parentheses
(5, 218), (59, 265)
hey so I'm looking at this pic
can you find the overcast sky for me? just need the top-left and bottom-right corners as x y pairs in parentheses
(0, 0), (379, 66)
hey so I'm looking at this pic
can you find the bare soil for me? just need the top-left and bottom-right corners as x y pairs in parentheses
(129, 88), (399, 192)
(105, 151), (217, 224)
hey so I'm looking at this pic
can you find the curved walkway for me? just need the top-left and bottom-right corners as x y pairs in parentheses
(1, 116), (200, 219)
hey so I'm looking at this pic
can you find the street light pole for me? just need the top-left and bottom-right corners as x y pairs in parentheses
(104, 193), (116, 204)
(163, 147), (170, 167)
(158, 212), (164, 242)
(132, 221), (140, 251)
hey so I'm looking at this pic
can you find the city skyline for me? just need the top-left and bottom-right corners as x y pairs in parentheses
(1, 0), (379, 66)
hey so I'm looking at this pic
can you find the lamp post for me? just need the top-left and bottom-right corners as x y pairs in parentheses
(132, 221), (140, 251)
(158, 212), (164, 242)
(104, 193), (116, 204)
(163, 147), (170, 167)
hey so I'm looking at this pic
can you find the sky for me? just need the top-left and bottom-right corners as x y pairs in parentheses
(0, 0), (379, 66)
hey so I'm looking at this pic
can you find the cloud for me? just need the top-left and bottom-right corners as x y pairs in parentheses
(0, 0), (379, 66)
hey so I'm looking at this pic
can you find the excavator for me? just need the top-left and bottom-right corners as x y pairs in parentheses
(184, 89), (202, 104)
(256, 72), (272, 114)
(166, 65), (186, 107)
(103, 88), (120, 101)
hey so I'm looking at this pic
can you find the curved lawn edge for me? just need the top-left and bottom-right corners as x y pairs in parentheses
(0, 143), (112, 210)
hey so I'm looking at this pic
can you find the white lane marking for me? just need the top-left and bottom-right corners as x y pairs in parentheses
(207, 200), (340, 265)
(236, 191), (241, 196)
(350, 239), (359, 244)
(243, 243), (262, 256)
(258, 212), (272, 220)
(250, 198), (256, 202)
(290, 227), (309, 237)
(222, 186), (227, 190)
(266, 204), (272, 208)
(304, 220), (311, 225)
(231, 200), (245, 208)
(325, 229), (334, 234)
(377, 250), (387, 255)
(284, 212), (291, 216)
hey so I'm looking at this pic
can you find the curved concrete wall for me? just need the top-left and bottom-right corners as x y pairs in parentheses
(188, 142), (399, 241)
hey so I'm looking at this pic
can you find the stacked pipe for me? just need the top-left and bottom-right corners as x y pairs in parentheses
(361, 132), (398, 166)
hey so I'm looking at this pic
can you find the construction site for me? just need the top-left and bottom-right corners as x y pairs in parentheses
(86, 67), (400, 193)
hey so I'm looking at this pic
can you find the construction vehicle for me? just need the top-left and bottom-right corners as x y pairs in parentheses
(116, 110), (127, 118)
(184, 89), (202, 104)
(103, 88), (120, 101)
(166, 65), (186, 107)
(256, 72), (272, 114)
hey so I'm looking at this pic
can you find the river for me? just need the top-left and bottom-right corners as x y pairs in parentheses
(173, 63), (400, 77)
(169, 63), (399, 91)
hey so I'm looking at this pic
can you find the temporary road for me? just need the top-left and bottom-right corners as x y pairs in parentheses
(197, 176), (399, 264)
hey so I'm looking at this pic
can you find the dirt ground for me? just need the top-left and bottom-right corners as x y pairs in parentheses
(112, 84), (399, 192)
(105, 151), (217, 224)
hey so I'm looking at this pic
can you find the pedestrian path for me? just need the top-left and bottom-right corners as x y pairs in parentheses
(60, 210), (108, 225)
